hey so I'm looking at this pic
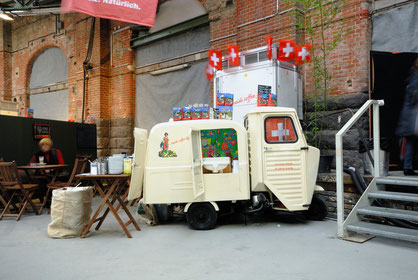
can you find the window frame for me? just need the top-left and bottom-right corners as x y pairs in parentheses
(264, 116), (298, 144)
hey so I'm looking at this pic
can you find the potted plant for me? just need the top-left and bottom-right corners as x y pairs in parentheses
(287, 0), (346, 172)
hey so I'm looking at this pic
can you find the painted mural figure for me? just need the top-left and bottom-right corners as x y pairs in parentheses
(159, 133), (177, 158)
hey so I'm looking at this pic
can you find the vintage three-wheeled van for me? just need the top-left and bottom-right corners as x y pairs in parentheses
(128, 107), (327, 230)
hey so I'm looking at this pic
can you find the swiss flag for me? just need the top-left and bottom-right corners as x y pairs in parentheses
(265, 35), (273, 60)
(295, 44), (312, 65)
(205, 63), (215, 80)
(208, 50), (223, 70)
(227, 45), (240, 66)
(278, 39), (296, 61)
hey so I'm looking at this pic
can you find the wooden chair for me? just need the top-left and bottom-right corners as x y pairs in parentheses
(0, 161), (40, 221)
(0, 158), (8, 212)
(40, 155), (91, 213)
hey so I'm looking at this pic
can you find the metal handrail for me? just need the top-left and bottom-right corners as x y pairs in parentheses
(335, 99), (384, 238)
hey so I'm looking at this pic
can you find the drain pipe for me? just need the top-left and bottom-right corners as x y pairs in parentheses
(82, 17), (96, 123)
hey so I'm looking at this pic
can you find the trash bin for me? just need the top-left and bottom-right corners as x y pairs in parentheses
(48, 186), (94, 238)
(359, 138), (391, 176)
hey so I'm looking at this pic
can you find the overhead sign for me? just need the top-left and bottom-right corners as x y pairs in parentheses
(61, 0), (158, 27)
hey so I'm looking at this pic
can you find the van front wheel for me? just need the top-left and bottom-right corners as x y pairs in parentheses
(186, 203), (217, 230)
(304, 195), (328, 221)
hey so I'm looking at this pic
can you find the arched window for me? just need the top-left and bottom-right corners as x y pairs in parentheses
(29, 47), (69, 121)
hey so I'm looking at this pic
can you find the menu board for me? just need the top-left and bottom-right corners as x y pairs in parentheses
(258, 85), (272, 94)
(33, 124), (51, 139)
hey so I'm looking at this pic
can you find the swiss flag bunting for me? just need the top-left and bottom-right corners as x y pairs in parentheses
(227, 45), (240, 66)
(265, 35), (273, 60)
(278, 39), (296, 61)
(294, 44), (312, 65)
(205, 63), (215, 80)
(208, 50), (223, 70)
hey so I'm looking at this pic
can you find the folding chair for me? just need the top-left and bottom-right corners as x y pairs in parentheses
(0, 161), (40, 221)
(40, 155), (91, 213)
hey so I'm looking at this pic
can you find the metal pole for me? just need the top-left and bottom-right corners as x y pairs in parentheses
(336, 135), (344, 238)
(373, 103), (381, 177)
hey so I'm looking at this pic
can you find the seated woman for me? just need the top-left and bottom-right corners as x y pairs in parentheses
(30, 138), (64, 165)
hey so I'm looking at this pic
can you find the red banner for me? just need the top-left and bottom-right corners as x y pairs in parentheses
(61, 0), (158, 27)
(208, 50), (223, 71)
(278, 39), (296, 61)
(295, 44), (312, 65)
(227, 45), (240, 66)
(205, 63), (214, 80)
(265, 35), (273, 60)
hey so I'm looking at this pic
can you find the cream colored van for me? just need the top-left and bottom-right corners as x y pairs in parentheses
(129, 107), (326, 230)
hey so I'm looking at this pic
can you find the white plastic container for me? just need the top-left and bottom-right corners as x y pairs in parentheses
(108, 155), (124, 174)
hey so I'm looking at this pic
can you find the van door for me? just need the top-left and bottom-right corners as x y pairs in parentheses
(128, 128), (148, 201)
(190, 129), (205, 199)
(262, 116), (309, 211)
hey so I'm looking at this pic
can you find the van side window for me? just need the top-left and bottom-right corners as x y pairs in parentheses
(265, 117), (298, 143)
(200, 128), (238, 160)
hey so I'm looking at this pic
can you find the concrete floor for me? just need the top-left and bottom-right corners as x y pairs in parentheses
(1, 198), (417, 280)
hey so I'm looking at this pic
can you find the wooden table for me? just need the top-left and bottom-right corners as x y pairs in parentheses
(17, 164), (68, 184)
(76, 174), (140, 238)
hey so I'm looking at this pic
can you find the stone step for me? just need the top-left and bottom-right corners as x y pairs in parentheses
(357, 206), (418, 222)
(368, 191), (418, 203)
(376, 177), (418, 187)
(347, 221), (418, 243)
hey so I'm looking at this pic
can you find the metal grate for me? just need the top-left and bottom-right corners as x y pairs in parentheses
(258, 51), (268, 62)
(222, 60), (228, 69)
(244, 53), (258, 65)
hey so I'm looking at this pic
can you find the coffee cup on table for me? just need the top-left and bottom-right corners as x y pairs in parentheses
(39, 156), (44, 164)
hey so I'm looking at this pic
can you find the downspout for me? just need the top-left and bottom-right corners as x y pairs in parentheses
(82, 17), (96, 123)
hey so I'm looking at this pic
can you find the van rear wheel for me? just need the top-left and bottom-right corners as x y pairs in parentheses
(186, 203), (217, 230)
(304, 195), (328, 221)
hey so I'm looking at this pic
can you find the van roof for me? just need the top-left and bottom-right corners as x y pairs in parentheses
(244, 106), (297, 118)
(150, 119), (246, 133)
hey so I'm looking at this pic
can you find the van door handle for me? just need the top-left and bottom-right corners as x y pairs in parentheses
(264, 147), (272, 150)
(301, 147), (309, 150)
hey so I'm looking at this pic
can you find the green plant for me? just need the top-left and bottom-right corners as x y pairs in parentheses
(286, 0), (346, 148)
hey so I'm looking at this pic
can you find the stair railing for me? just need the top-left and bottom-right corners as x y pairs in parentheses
(335, 99), (384, 238)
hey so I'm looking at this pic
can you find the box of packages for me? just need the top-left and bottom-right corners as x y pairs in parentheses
(225, 93), (234, 106)
(192, 107), (201, 120)
(268, 94), (277, 106)
(216, 93), (225, 106)
(182, 106), (192, 120)
(173, 107), (182, 121)
(257, 93), (269, 106)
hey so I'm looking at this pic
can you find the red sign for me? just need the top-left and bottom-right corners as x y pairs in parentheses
(61, 0), (158, 27)
(227, 45), (240, 66)
(208, 50), (223, 70)
(278, 39), (296, 61)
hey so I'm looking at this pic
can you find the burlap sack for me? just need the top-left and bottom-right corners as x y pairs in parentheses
(48, 187), (94, 238)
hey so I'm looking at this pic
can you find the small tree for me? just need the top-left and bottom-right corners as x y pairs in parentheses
(286, 0), (346, 148)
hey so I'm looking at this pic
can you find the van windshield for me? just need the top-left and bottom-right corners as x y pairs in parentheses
(264, 117), (298, 143)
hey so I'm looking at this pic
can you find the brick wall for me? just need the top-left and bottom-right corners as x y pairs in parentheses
(0, 14), (135, 157)
(201, 0), (371, 98)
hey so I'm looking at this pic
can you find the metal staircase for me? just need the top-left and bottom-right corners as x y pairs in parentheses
(335, 100), (418, 243)
(344, 176), (418, 242)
